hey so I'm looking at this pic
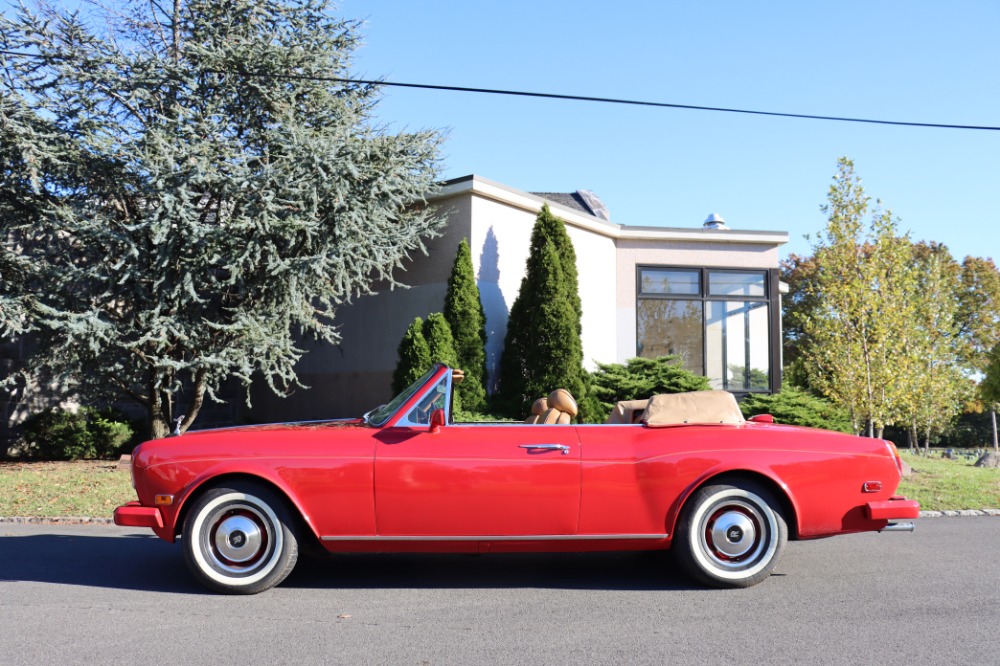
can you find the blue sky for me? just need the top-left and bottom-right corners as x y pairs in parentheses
(344, 0), (999, 262)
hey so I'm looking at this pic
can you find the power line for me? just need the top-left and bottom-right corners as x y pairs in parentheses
(289, 75), (1000, 131)
(2, 49), (997, 131)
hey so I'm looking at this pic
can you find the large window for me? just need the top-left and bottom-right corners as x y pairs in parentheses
(637, 267), (777, 392)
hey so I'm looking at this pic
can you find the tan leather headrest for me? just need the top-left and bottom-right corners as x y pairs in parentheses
(531, 397), (549, 416)
(547, 389), (578, 417)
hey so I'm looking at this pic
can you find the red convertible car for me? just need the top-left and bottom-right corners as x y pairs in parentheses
(115, 364), (919, 594)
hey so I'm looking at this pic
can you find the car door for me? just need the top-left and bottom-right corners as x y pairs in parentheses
(374, 420), (582, 537)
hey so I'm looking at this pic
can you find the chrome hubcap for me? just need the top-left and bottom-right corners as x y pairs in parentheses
(214, 514), (263, 563)
(710, 510), (757, 559)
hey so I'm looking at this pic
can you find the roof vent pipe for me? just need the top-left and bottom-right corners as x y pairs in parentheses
(703, 213), (729, 230)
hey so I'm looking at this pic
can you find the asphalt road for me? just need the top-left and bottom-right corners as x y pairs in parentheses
(1, 517), (997, 666)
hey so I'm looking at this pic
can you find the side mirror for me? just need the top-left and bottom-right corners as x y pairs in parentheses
(429, 408), (446, 434)
(749, 414), (774, 424)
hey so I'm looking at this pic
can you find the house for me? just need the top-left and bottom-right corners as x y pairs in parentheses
(248, 175), (788, 422)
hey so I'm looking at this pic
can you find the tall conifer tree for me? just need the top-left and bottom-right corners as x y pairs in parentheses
(392, 317), (432, 394)
(443, 239), (488, 411)
(0, 0), (443, 437)
(498, 205), (587, 417)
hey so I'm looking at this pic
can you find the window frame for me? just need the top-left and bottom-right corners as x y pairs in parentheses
(635, 265), (781, 394)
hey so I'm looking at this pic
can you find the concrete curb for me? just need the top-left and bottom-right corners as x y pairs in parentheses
(917, 509), (1000, 518)
(1, 510), (999, 526)
(0, 516), (115, 525)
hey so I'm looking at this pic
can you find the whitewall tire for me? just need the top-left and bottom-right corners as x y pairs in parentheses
(674, 481), (787, 588)
(182, 482), (299, 594)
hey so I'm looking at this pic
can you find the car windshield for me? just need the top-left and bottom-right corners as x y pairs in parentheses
(364, 367), (439, 427)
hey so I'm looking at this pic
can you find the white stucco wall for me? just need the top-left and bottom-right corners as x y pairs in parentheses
(467, 192), (618, 388)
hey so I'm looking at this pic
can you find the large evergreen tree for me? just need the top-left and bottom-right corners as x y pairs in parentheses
(498, 205), (587, 417)
(0, 0), (443, 437)
(443, 239), (488, 411)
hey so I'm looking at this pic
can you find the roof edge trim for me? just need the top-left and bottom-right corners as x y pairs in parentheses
(430, 175), (788, 246)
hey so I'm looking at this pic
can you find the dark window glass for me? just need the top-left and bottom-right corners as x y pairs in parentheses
(637, 300), (704, 376)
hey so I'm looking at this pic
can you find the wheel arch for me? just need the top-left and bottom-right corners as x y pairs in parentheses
(670, 470), (801, 541)
(173, 471), (321, 548)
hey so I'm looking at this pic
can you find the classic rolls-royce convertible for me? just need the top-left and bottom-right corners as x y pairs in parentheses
(114, 364), (919, 594)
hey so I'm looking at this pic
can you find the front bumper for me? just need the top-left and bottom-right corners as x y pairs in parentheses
(113, 501), (164, 529)
(866, 495), (921, 521)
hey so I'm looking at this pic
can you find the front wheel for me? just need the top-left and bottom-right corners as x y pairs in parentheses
(182, 482), (299, 594)
(673, 481), (787, 588)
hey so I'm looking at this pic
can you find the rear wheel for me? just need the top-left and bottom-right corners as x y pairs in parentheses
(674, 481), (787, 588)
(182, 482), (299, 594)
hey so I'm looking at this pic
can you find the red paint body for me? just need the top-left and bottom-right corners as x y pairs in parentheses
(115, 365), (919, 555)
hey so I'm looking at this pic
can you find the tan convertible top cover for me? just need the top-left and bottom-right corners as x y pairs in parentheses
(643, 390), (745, 427)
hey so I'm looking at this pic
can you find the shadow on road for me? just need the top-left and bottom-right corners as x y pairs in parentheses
(0, 532), (199, 593)
(288, 549), (699, 592)
(0, 530), (700, 594)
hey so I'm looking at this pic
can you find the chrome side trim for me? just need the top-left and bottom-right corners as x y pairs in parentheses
(879, 522), (915, 533)
(321, 533), (669, 542)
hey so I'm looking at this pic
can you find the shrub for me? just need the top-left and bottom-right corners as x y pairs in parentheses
(588, 356), (711, 422)
(738, 385), (853, 433)
(17, 407), (136, 460)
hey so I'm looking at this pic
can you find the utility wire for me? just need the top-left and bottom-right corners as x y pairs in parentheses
(2, 49), (997, 131)
(288, 75), (1000, 131)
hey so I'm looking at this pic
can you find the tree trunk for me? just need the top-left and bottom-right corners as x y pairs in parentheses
(150, 381), (169, 440)
(991, 408), (998, 453)
(177, 369), (208, 436)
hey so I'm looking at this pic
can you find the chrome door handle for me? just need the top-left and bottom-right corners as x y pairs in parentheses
(519, 443), (570, 455)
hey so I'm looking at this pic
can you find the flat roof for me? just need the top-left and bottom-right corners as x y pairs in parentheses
(433, 175), (789, 246)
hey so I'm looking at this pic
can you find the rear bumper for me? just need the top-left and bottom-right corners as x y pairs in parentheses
(866, 495), (921, 521)
(113, 501), (164, 529)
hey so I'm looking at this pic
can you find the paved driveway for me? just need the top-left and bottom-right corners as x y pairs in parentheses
(1, 517), (997, 665)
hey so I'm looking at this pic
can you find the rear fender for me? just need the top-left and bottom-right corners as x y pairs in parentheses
(666, 466), (801, 540)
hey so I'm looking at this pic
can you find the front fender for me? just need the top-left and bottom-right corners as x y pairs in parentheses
(163, 462), (322, 544)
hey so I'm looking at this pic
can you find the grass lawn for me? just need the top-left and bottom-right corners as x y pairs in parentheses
(0, 460), (135, 519)
(0, 452), (997, 518)
(897, 451), (1000, 511)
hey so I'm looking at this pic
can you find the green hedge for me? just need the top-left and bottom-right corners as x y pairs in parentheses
(738, 386), (853, 433)
(17, 407), (136, 460)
